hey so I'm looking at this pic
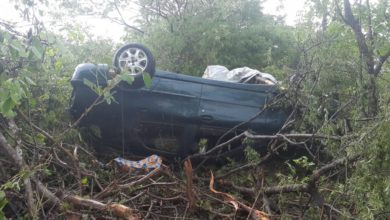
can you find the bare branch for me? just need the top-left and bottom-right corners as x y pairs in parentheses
(374, 49), (390, 75)
(62, 193), (141, 219)
(112, 1), (144, 34)
(244, 131), (342, 141)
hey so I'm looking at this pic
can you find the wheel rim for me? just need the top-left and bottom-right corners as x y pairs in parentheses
(118, 47), (148, 75)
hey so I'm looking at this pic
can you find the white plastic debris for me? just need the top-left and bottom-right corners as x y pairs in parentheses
(203, 65), (277, 85)
(113, 154), (162, 174)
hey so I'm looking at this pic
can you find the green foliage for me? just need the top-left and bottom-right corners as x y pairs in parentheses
(129, 0), (298, 77)
(347, 116), (390, 218)
(142, 73), (152, 88)
(0, 78), (26, 118)
(197, 138), (208, 154)
(118, 72), (134, 85)
(244, 145), (261, 163)
(0, 169), (29, 218)
(292, 156), (315, 170)
(0, 191), (7, 220)
(81, 177), (89, 186)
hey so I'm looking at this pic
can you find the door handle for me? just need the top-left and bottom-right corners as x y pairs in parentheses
(200, 115), (213, 121)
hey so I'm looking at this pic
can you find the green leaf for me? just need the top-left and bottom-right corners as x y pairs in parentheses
(30, 46), (41, 58)
(2, 32), (10, 42)
(30, 38), (43, 59)
(54, 60), (62, 71)
(0, 190), (7, 212)
(83, 78), (96, 90)
(43, 168), (52, 176)
(35, 133), (46, 144)
(2, 97), (14, 114)
(103, 91), (115, 104)
(0, 191), (5, 200)
(24, 76), (36, 86)
(81, 177), (89, 186)
(47, 34), (56, 44)
(118, 73), (134, 85)
(10, 40), (23, 52)
(143, 73), (152, 88)
(10, 40), (28, 58)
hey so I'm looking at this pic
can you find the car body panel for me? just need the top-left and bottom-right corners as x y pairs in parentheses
(70, 63), (288, 156)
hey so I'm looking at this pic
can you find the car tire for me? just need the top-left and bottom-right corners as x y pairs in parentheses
(113, 43), (156, 88)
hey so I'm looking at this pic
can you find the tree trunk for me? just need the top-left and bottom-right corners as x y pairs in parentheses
(367, 75), (378, 116)
(340, 0), (389, 116)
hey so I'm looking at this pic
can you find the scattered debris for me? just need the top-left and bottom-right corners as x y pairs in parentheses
(203, 65), (277, 85)
(113, 154), (162, 174)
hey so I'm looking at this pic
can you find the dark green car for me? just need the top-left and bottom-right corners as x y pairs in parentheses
(70, 44), (288, 157)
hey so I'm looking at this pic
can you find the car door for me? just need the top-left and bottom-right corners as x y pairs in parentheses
(148, 75), (202, 126)
(122, 73), (202, 154)
(199, 81), (272, 136)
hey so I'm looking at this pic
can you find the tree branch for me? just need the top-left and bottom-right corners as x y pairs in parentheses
(343, 0), (375, 74)
(219, 154), (360, 195)
(374, 49), (390, 75)
(62, 193), (141, 219)
(244, 131), (341, 141)
(112, 1), (144, 34)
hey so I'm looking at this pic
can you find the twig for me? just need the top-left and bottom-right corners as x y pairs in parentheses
(16, 109), (55, 143)
(95, 167), (163, 199)
(31, 176), (60, 205)
(146, 191), (186, 201)
(143, 200), (155, 219)
(0, 126), (37, 217)
(215, 152), (274, 180)
(112, 1), (144, 34)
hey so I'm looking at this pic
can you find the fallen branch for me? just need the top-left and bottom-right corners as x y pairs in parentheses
(1, 129), (139, 219)
(30, 177), (60, 206)
(191, 130), (341, 160)
(62, 193), (140, 220)
(219, 154), (360, 196)
(209, 172), (269, 220)
(244, 131), (341, 141)
(34, 178), (140, 219)
(184, 158), (196, 210)
(308, 154), (359, 187)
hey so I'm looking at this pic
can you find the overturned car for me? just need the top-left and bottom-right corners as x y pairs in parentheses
(69, 43), (289, 158)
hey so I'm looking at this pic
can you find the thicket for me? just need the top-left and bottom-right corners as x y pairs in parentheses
(0, 0), (389, 219)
